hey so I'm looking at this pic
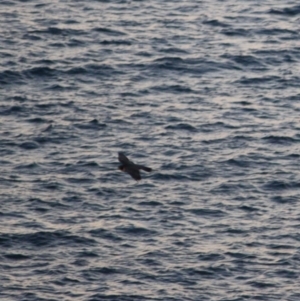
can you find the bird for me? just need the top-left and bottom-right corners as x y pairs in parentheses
(118, 152), (152, 181)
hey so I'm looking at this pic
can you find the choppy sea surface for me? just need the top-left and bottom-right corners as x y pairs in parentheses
(1, 1), (300, 300)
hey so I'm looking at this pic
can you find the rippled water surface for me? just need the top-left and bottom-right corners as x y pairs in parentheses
(1, 1), (300, 300)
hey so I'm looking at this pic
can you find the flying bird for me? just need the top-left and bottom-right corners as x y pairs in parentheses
(118, 152), (152, 181)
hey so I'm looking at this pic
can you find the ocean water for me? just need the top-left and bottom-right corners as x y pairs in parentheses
(1, 1), (300, 300)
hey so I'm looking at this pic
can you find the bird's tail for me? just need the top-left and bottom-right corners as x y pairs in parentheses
(140, 166), (152, 172)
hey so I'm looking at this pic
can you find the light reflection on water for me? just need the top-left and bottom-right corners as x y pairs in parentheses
(1, 0), (300, 300)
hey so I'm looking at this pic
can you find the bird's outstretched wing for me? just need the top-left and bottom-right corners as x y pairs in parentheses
(127, 168), (141, 181)
(118, 152), (130, 164)
(135, 165), (152, 172)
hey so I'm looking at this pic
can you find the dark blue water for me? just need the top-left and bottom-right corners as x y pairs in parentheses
(1, 1), (300, 300)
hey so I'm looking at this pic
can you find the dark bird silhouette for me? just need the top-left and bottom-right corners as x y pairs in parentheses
(118, 152), (152, 181)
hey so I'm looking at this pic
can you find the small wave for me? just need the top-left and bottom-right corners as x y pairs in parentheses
(93, 27), (126, 36)
(0, 70), (25, 85)
(225, 158), (251, 168)
(86, 293), (149, 301)
(30, 27), (85, 36)
(184, 267), (214, 278)
(200, 121), (237, 132)
(75, 161), (99, 168)
(274, 269), (298, 279)
(89, 266), (120, 275)
(271, 195), (297, 204)
(165, 123), (197, 132)
(269, 5), (300, 16)
(89, 228), (122, 242)
(268, 243), (295, 250)
(247, 280), (276, 289)
(0, 231), (96, 248)
(138, 200), (162, 206)
(35, 103), (56, 109)
(26, 117), (48, 123)
(158, 47), (189, 54)
(152, 56), (222, 74)
(153, 173), (190, 181)
(66, 64), (121, 77)
(210, 183), (243, 195)
(221, 28), (250, 37)
(41, 181), (63, 190)
(236, 75), (280, 85)
(188, 208), (226, 217)
(14, 162), (40, 170)
(19, 141), (40, 150)
(203, 19), (229, 27)
(222, 54), (265, 70)
(238, 205), (260, 212)
(151, 84), (194, 94)
(66, 177), (94, 184)
(225, 252), (256, 260)
(100, 39), (132, 46)
(33, 135), (52, 144)
(263, 180), (300, 191)
(67, 38), (86, 47)
(197, 252), (226, 261)
(22, 33), (42, 41)
(78, 250), (99, 258)
(154, 56), (184, 64)
(224, 228), (248, 234)
(262, 135), (298, 145)
(4, 253), (31, 260)
(202, 138), (226, 144)
(74, 119), (107, 130)
(10, 95), (27, 102)
(46, 83), (68, 90)
(116, 225), (157, 237)
(0, 105), (28, 116)
(25, 66), (56, 78)
(264, 181), (289, 190)
(256, 28), (297, 36)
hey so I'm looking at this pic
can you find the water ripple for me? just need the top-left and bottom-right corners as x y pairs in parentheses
(1, 0), (300, 300)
